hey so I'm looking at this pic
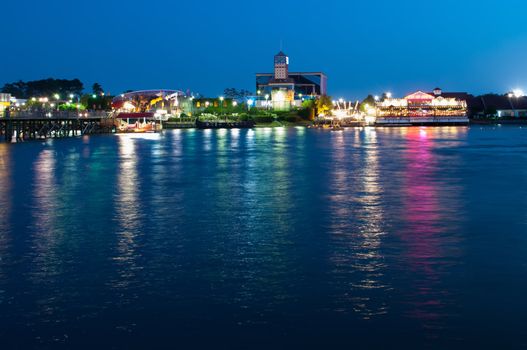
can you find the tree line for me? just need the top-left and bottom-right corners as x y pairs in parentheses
(1, 78), (85, 99)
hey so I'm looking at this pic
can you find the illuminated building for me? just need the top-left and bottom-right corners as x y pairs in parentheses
(256, 51), (327, 111)
(112, 90), (192, 118)
(0, 93), (10, 116)
(111, 90), (193, 131)
(376, 88), (469, 125)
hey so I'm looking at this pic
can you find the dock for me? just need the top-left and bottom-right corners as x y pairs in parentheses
(0, 111), (115, 142)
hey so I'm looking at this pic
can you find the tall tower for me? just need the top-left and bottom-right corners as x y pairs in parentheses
(274, 51), (289, 80)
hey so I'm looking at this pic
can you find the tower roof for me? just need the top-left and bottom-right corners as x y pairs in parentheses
(275, 51), (287, 57)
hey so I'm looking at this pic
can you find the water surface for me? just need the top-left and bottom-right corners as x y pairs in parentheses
(1, 126), (527, 349)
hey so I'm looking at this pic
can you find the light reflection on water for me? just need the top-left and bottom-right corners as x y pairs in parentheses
(112, 135), (141, 291)
(0, 126), (527, 348)
(327, 128), (389, 319)
(0, 144), (11, 302)
(397, 127), (466, 338)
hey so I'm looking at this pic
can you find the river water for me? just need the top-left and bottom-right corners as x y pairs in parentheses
(0, 126), (527, 349)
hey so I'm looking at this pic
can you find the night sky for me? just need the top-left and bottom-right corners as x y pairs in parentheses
(2, 0), (526, 99)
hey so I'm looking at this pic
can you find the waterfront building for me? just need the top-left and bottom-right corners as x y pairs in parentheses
(469, 93), (527, 118)
(375, 88), (469, 125)
(111, 90), (193, 131)
(112, 90), (192, 118)
(0, 93), (10, 116)
(256, 51), (327, 111)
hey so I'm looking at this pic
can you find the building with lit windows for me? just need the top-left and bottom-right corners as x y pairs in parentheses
(256, 51), (327, 111)
(0, 93), (10, 116)
(375, 88), (469, 125)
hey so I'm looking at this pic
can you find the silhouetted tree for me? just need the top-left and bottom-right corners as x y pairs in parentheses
(1, 78), (84, 98)
(92, 83), (104, 95)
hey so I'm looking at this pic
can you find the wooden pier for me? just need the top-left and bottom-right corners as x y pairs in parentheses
(0, 111), (116, 142)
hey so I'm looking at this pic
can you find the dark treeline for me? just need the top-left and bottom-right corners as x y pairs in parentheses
(1, 78), (84, 98)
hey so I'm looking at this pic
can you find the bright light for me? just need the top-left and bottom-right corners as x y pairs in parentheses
(265, 94), (270, 100)
(386, 92), (392, 99)
(365, 115), (376, 124)
(374, 95), (380, 101)
(69, 94), (74, 99)
(247, 99), (254, 106)
(54, 94), (60, 100)
(232, 101), (238, 107)
(123, 102), (135, 110)
(219, 96), (224, 101)
(339, 98), (344, 103)
(92, 94), (97, 98)
(257, 90), (261, 95)
(513, 89), (524, 98)
(274, 90), (285, 102)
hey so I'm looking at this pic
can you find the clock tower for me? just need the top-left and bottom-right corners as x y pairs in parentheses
(274, 51), (289, 80)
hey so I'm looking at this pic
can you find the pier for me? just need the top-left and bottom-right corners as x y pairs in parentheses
(0, 111), (115, 142)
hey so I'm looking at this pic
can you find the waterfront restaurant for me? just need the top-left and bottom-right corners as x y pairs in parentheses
(375, 89), (469, 125)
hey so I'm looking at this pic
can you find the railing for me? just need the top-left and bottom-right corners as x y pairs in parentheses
(376, 116), (469, 124)
(3, 110), (112, 119)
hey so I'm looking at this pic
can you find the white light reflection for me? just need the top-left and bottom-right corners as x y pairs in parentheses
(112, 135), (141, 290)
(328, 128), (389, 319)
(0, 145), (12, 286)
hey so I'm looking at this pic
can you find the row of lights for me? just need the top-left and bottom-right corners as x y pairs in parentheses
(30, 92), (103, 102)
(201, 98), (239, 108)
(332, 92), (394, 106)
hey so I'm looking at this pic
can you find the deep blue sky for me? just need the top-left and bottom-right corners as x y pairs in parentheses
(2, 0), (527, 99)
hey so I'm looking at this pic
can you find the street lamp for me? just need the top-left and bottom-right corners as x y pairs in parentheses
(219, 96), (225, 120)
(247, 99), (254, 111)
(265, 94), (270, 110)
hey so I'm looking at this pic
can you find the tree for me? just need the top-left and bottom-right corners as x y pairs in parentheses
(223, 88), (253, 100)
(92, 83), (104, 96)
(316, 95), (333, 116)
(1, 80), (26, 98)
(360, 94), (377, 112)
(300, 99), (316, 120)
(1, 78), (84, 99)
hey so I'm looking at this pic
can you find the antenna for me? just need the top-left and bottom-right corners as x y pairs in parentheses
(280, 39), (283, 51)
